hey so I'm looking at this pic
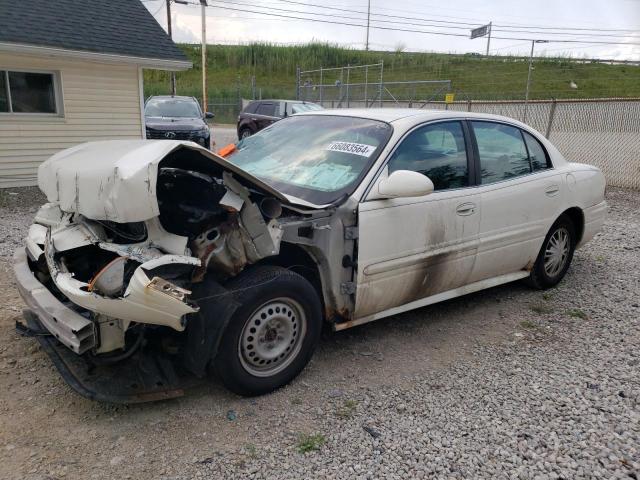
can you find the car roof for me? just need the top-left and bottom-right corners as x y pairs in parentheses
(298, 108), (524, 125)
(148, 95), (197, 101)
(251, 99), (317, 104)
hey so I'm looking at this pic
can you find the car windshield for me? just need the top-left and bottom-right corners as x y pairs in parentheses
(145, 98), (201, 118)
(226, 115), (392, 205)
(290, 103), (323, 114)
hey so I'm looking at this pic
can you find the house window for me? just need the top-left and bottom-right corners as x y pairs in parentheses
(0, 70), (61, 114)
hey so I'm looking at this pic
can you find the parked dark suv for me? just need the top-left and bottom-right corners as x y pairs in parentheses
(237, 100), (322, 139)
(145, 96), (214, 149)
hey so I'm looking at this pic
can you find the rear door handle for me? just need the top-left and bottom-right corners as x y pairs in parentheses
(545, 184), (560, 197)
(456, 202), (476, 216)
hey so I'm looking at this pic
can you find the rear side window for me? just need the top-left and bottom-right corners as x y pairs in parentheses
(388, 121), (469, 191)
(256, 103), (276, 116)
(471, 122), (531, 184)
(243, 102), (259, 114)
(523, 131), (550, 171)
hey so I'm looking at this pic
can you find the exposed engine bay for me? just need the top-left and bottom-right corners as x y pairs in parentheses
(20, 141), (355, 383)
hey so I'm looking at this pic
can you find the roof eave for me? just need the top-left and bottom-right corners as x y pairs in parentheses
(0, 42), (192, 71)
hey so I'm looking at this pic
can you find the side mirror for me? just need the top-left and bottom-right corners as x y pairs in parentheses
(205, 112), (215, 119)
(377, 170), (434, 198)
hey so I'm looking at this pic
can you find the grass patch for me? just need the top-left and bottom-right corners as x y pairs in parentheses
(530, 304), (554, 315)
(520, 320), (537, 329)
(336, 399), (359, 419)
(542, 293), (553, 301)
(297, 433), (326, 454)
(567, 309), (588, 320)
(290, 397), (302, 406)
(144, 42), (640, 122)
(244, 443), (258, 459)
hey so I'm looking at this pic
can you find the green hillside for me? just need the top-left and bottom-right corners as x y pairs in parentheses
(144, 43), (640, 121)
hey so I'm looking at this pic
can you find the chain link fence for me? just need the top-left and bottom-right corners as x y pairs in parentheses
(415, 98), (640, 189)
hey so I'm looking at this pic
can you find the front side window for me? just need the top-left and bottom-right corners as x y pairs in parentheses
(387, 121), (469, 191)
(145, 97), (201, 118)
(472, 122), (531, 184)
(523, 131), (550, 171)
(226, 115), (393, 204)
(1, 70), (58, 114)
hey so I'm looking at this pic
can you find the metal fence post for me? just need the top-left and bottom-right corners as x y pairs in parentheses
(251, 75), (256, 100)
(364, 65), (368, 108)
(236, 75), (241, 115)
(545, 98), (557, 139)
(319, 67), (323, 106)
(346, 64), (350, 108)
(379, 60), (384, 108)
(467, 100), (472, 112)
(295, 66), (300, 101)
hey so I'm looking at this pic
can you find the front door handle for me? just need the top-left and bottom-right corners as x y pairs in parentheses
(456, 202), (476, 216)
(545, 184), (560, 197)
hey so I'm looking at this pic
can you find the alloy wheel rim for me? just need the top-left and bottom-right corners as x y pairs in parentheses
(238, 298), (307, 377)
(544, 227), (570, 277)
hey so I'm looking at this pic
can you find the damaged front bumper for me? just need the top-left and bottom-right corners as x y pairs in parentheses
(14, 247), (95, 354)
(14, 247), (196, 403)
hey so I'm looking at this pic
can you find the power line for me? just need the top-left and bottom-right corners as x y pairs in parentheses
(177, 1), (640, 46)
(272, 0), (640, 34)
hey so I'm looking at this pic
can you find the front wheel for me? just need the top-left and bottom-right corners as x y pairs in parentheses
(526, 214), (577, 289)
(213, 266), (322, 396)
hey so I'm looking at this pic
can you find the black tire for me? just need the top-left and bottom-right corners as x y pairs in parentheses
(238, 128), (252, 140)
(526, 214), (577, 290)
(213, 265), (322, 396)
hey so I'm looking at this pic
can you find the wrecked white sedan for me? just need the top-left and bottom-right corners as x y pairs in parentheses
(14, 109), (606, 401)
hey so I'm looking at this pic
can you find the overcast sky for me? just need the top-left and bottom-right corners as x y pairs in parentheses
(143, 0), (640, 60)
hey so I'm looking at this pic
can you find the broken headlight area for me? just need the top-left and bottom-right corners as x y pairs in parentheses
(155, 160), (288, 281)
(92, 220), (147, 244)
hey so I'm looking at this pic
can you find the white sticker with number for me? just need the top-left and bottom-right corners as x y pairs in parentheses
(326, 141), (377, 157)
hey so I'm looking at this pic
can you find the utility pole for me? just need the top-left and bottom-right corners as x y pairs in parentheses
(166, 0), (188, 95)
(200, 0), (208, 113)
(486, 21), (492, 56)
(166, 0), (176, 95)
(365, 0), (371, 51)
(524, 39), (548, 122)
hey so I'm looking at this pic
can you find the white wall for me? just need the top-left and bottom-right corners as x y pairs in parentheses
(0, 52), (144, 187)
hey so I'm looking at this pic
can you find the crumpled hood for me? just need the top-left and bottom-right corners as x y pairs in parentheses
(38, 140), (294, 223)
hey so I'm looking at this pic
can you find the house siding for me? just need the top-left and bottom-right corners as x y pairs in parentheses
(0, 53), (144, 187)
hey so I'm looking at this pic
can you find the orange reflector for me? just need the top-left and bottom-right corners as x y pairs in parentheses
(217, 143), (237, 157)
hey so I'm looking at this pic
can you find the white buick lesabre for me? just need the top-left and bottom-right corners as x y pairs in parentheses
(15, 109), (606, 401)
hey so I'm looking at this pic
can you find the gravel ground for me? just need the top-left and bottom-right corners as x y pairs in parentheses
(0, 187), (638, 480)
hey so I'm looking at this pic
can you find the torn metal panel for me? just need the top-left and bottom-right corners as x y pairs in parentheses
(44, 233), (198, 332)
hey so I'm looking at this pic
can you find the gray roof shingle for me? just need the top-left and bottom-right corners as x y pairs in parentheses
(0, 0), (189, 63)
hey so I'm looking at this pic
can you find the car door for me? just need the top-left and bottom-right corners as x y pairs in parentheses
(354, 120), (481, 319)
(466, 120), (564, 283)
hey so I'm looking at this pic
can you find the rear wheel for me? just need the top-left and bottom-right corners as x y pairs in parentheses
(526, 214), (576, 289)
(213, 266), (322, 396)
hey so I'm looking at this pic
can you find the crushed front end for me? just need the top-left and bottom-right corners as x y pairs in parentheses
(13, 140), (307, 403)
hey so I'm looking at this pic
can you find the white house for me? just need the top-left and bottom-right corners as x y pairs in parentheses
(0, 0), (191, 187)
